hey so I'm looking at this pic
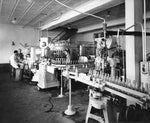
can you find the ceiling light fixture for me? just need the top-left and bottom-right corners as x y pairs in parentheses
(11, 18), (17, 24)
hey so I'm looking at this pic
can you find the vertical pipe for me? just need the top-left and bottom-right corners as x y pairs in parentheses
(103, 21), (107, 41)
(69, 79), (71, 106)
(144, 0), (147, 61)
(30, 47), (35, 61)
(79, 45), (83, 56)
(60, 68), (64, 96)
(142, 25), (145, 61)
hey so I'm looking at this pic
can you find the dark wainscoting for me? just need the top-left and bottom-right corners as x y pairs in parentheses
(0, 63), (10, 73)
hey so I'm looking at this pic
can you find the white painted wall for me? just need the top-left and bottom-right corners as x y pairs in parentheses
(0, 23), (39, 63)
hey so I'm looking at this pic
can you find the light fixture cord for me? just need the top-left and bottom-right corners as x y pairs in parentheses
(54, 0), (105, 23)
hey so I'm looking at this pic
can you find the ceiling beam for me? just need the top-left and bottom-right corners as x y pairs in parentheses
(107, 30), (150, 36)
(23, 0), (53, 27)
(17, 1), (35, 24)
(7, 0), (21, 21)
(77, 11), (150, 33)
(40, 0), (113, 30)
(32, 0), (70, 27)
(0, 0), (3, 15)
(78, 18), (125, 33)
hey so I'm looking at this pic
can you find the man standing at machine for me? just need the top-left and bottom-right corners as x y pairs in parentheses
(64, 48), (71, 64)
(10, 50), (20, 69)
(9, 50), (23, 81)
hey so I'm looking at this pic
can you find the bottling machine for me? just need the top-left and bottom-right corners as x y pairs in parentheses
(62, 29), (150, 122)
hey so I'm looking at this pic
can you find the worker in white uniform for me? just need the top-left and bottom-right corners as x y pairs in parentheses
(9, 50), (20, 69)
(9, 50), (23, 81)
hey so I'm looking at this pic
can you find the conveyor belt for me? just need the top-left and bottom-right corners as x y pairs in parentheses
(63, 71), (150, 107)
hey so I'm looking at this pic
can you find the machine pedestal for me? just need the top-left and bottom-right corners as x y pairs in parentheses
(38, 64), (59, 89)
(64, 105), (76, 116)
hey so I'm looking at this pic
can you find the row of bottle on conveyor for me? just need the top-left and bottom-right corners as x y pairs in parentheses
(52, 59), (94, 65)
(85, 69), (150, 94)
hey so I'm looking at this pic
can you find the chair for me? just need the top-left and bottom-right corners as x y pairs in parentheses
(85, 89), (109, 123)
